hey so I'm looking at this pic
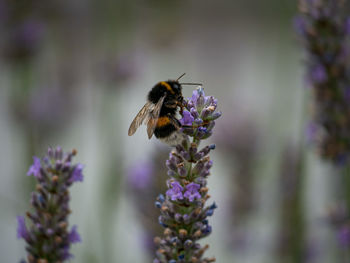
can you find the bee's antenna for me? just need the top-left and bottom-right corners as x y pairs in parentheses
(176, 73), (202, 86)
(176, 73), (186, 81)
(180, 82), (203, 86)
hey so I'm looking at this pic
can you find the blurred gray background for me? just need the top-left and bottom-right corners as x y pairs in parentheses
(0, 0), (345, 262)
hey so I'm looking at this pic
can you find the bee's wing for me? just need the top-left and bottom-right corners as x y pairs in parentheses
(128, 102), (153, 136)
(146, 95), (166, 139)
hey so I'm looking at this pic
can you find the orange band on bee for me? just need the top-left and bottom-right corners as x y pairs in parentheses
(156, 116), (171, 127)
(160, 81), (175, 94)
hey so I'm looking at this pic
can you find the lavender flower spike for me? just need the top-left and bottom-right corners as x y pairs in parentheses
(296, 0), (350, 164)
(154, 87), (220, 263)
(17, 147), (83, 262)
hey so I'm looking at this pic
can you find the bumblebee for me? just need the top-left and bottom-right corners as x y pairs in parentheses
(128, 74), (198, 146)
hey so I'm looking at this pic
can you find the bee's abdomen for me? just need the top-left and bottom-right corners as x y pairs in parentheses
(154, 116), (177, 138)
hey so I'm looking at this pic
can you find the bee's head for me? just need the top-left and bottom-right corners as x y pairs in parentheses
(167, 81), (182, 97)
(148, 80), (182, 104)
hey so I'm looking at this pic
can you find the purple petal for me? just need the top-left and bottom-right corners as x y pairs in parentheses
(345, 87), (350, 102)
(71, 164), (84, 182)
(14, 20), (45, 49)
(166, 181), (184, 201)
(62, 247), (74, 260)
(310, 64), (327, 84)
(346, 17), (350, 35)
(293, 16), (307, 35)
(16, 216), (29, 240)
(27, 156), (41, 177)
(180, 110), (194, 126)
(184, 183), (201, 202)
(69, 225), (81, 243)
(338, 225), (350, 247)
(190, 89), (200, 103)
(305, 122), (318, 143)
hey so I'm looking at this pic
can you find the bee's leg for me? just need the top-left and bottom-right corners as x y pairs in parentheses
(178, 96), (184, 115)
(181, 120), (210, 128)
(179, 104), (184, 115)
(167, 113), (182, 129)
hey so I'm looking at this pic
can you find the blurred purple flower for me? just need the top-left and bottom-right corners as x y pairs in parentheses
(310, 64), (327, 84)
(345, 87), (350, 102)
(62, 248), (73, 261)
(27, 156), (41, 177)
(0, 0), (8, 23)
(69, 225), (82, 243)
(346, 18), (350, 35)
(297, 0), (350, 164)
(13, 20), (45, 50)
(28, 86), (67, 126)
(128, 161), (153, 189)
(3, 19), (45, 62)
(305, 122), (319, 143)
(100, 54), (141, 85)
(327, 202), (348, 225)
(293, 16), (307, 35)
(327, 203), (350, 251)
(338, 225), (350, 247)
(18, 147), (83, 261)
(71, 164), (84, 182)
(16, 216), (29, 240)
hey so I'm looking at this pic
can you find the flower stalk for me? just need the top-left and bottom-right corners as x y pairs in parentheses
(153, 87), (221, 263)
(296, 0), (350, 164)
(296, 0), (350, 255)
(17, 147), (83, 262)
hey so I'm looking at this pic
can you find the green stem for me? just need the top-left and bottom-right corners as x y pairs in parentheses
(193, 136), (200, 147)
